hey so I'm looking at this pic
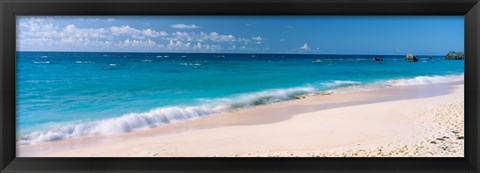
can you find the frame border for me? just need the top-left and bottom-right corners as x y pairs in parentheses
(1, 0), (479, 172)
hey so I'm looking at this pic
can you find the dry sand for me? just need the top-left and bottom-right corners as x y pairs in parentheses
(18, 81), (464, 157)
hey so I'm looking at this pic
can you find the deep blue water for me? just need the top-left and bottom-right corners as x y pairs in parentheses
(16, 52), (464, 144)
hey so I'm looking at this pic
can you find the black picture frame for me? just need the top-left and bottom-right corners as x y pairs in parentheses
(1, 0), (479, 172)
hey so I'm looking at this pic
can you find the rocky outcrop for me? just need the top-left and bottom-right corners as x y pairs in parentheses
(372, 57), (383, 61)
(445, 51), (464, 60)
(405, 53), (419, 62)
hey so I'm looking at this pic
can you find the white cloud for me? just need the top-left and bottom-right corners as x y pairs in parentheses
(63, 24), (109, 39)
(17, 18), (170, 51)
(169, 32), (193, 41)
(109, 25), (168, 38)
(77, 18), (117, 22)
(167, 31), (237, 43)
(120, 39), (157, 47)
(166, 40), (221, 51)
(171, 24), (200, 29)
(109, 25), (136, 35)
(208, 32), (236, 42)
(17, 17), (265, 52)
(142, 28), (168, 37)
(252, 36), (263, 44)
(252, 36), (263, 41)
(301, 43), (310, 50)
(109, 25), (167, 38)
(19, 18), (169, 41)
(18, 18), (58, 37)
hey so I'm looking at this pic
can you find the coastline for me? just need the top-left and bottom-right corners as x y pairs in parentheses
(17, 79), (464, 157)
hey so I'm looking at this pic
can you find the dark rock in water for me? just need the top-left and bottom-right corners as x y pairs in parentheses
(405, 53), (419, 62)
(445, 51), (464, 60)
(372, 57), (383, 61)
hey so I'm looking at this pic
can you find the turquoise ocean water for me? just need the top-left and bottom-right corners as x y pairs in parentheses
(16, 52), (464, 144)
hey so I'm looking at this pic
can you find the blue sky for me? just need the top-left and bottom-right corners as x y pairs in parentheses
(17, 16), (464, 55)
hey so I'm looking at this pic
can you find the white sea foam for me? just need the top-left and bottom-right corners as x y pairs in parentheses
(383, 74), (463, 87)
(180, 63), (201, 66)
(33, 61), (50, 64)
(331, 74), (464, 93)
(75, 61), (94, 64)
(17, 87), (317, 145)
(321, 80), (362, 88)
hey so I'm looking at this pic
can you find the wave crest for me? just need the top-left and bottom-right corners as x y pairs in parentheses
(384, 74), (463, 87)
(321, 80), (362, 88)
(18, 87), (316, 145)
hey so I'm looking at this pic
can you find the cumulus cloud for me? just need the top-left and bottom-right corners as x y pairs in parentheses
(165, 40), (221, 51)
(166, 31), (237, 43)
(77, 18), (117, 22)
(252, 36), (263, 41)
(121, 39), (156, 47)
(109, 25), (168, 38)
(300, 43), (310, 50)
(63, 24), (109, 39)
(206, 32), (236, 42)
(17, 17), (265, 52)
(252, 36), (263, 44)
(171, 24), (200, 29)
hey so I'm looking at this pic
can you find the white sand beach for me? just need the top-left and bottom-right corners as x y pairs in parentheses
(18, 81), (464, 157)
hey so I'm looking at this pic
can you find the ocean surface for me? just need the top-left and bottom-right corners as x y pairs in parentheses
(16, 52), (464, 145)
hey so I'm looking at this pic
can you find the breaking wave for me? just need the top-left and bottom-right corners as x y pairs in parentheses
(17, 87), (316, 145)
(17, 74), (463, 145)
(383, 74), (463, 87)
(321, 80), (362, 88)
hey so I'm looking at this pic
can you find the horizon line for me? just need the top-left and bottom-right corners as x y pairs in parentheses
(16, 50), (457, 57)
